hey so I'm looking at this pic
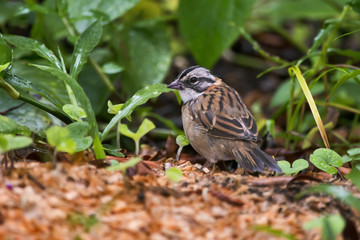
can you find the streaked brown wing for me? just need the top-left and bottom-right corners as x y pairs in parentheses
(189, 83), (259, 142)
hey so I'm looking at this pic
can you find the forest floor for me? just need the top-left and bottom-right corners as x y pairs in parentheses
(0, 148), (359, 240)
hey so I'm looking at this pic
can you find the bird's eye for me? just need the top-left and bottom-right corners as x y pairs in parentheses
(189, 77), (198, 84)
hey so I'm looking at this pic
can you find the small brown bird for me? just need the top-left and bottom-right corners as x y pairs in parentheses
(168, 66), (281, 173)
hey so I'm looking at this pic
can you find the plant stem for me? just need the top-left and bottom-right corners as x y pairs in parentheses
(88, 57), (118, 95)
(116, 121), (121, 148)
(176, 146), (183, 161)
(135, 140), (139, 156)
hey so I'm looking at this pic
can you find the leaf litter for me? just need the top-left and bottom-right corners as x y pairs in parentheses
(0, 147), (359, 239)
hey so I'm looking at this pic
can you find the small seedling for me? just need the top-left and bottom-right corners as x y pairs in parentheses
(107, 100), (124, 114)
(165, 167), (183, 182)
(0, 133), (33, 168)
(0, 134), (33, 154)
(46, 122), (92, 155)
(46, 122), (92, 167)
(118, 118), (155, 155)
(67, 212), (98, 232)
(62, 104), (86, 121)
(106, 157), (142, 173)
(277, 159), (309, 175)
(309, 148), (343, 175)
(175, 135), (189, 161)
(342, 147), (360, 164)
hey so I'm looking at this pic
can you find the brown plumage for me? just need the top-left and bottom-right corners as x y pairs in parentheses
(168, 66), (281, 173)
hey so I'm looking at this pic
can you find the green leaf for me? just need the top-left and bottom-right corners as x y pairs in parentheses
(118, 118), (155, 141)
(265, 119), (276, 137)
(303, 214), (345, 240)
(103, 144), (125, 157)
(4, 73), (65, 108)
(253, 225), (297, 240)
(29, 64), (105, 159)
(122, 22), (171, 93)
(165, 167), (183, 182)
(0, 134), (33, 153)
(67, 0), (140, 32)
(62, 104), (87, 121)
(0, 38), (12, 72)
(347, 148), (360, 157)
(118, 124), (137, 140)
(0, 115), (17, 134)
(102, 62), (123, 75)
(1, 34), (62, 69)
(136, 118), (155, 140)
(341, 155), (352, 164)
(46, 122), (92, 154)
(70, 21), (102, 79)
(101, 84), (173, 139)
(178, 0), (255, 68)
(298, 184), (360, 212)
(67, 212), (98, 232)
(310, 148), (343, 174)
(107, 100), (124, 114)
(176, 135), (189, 148)
(346, 167), (360, 191)
(0, 134), (33, 154)
(106, 157), (142, 172)
(3, 99), (54, 137)
(46, 126), (76, 154)
(277, 159), (309, 175)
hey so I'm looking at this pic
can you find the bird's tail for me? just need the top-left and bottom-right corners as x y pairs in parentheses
(232, 142), (282, 173)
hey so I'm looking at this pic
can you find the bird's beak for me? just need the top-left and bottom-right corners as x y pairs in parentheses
(167, 79), (183, 90)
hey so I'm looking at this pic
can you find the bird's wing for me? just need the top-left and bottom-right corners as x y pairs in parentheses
(189, 83), (259, 142)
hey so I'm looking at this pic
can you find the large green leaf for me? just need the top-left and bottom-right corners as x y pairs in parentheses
(4, 73), (65, 108)
(67, 0), (140, 32)
(30, 64), (105, 158)
(178, 0), (255, 68)
(101, 84), (173, 139)
(0, 115), (17, 134)
(1, 34), (62, 69)
(2, 95), (53, 137)
(122, 22), (171, 94)
(70, 21), (102, 79)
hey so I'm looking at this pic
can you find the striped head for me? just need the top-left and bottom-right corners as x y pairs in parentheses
(167, 66), (217, 103)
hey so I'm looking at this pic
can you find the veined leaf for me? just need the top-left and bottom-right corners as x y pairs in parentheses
(1, 34), (62, 69)
(70, 21), (102, 79)
(30, 64), (105, 159)
(178, 0), (255, 68)
(101, 84), (173, 139)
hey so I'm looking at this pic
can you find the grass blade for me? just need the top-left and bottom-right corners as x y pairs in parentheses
(289, 66), (330, 149)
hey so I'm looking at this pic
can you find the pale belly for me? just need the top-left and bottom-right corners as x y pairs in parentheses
(182, 107), (234, 164)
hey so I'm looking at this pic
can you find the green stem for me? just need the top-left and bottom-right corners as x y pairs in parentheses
(88, 57), (117, 94)
(116, 121), (121, 148)
(65, 83), (79, 107)
(176, 146), (183, 161)
(135, 140), (139, 156)
(239, 27), (290, 65)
